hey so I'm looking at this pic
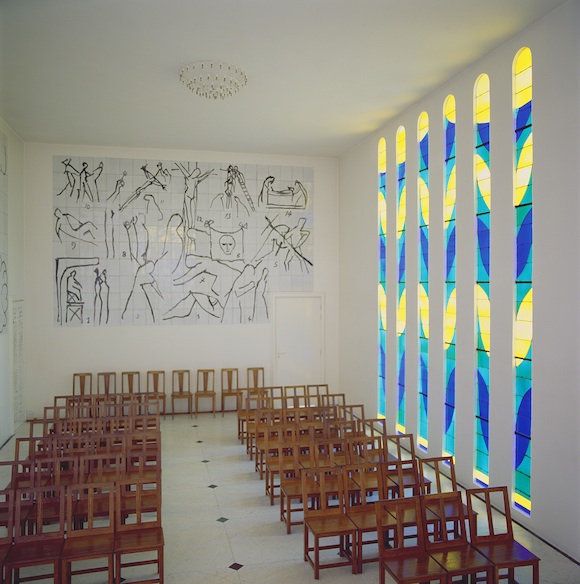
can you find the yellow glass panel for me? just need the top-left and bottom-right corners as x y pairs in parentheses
(378, 284), (387, 329)
(444, 289), (457, 345)
(378, 137), (386, 174)
(444, 95), (456, 122)
(476, 285), (491, 353)
(419, 178), (429, 225)
(475, 74), (490, 124)
(378, 192), (386, 234)
(397, 289), (407, 335)
(475, 154), (491, 209)
(396, 127), (406, 165)
(418, 111), (429, 141)
(397, 186), (407, 234)
(515, 47), (532, 75)
(418, 283), (429, 339)
(513, 491), (532, 512)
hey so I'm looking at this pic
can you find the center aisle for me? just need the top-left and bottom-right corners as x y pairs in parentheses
(161, 413), (379, 584)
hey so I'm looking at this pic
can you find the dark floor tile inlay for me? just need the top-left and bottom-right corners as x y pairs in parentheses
(217, 517), (229, 523)
(208, 484), (218, 489)
(229, 562), (243, 570)
(201, 459), (210, 463)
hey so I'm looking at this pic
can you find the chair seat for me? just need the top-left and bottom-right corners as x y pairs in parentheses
(305, 512), (357, 536)
(115, 526), (164, 553)
(347, 508), (377, 531)
(61, 533), (115, 560)
(474, 540), (540, 566)
(5, 539), (64, 565)
(430, 545), (494, 573)
(383, 553), (448, 582)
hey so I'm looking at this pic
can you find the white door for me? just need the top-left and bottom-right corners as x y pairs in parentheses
(273, 294), (324, 386)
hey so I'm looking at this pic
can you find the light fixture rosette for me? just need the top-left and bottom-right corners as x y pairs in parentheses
(180, 60), (247, 100)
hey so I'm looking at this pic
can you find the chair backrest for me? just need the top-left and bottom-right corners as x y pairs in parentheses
(302, 466), (345, 516)
(418, 455), (457, 495)
(147, 370), (165, 394)
(466, 485), (515, 545)
(343, 463), (379, 511)
(81, 453), (126, 483)
(247, 366), (265, 388)
(356, 418), (387, 437)
(72, 372), (93, 396)
(306, 383), (329, 397)
(319, 393), (346, 408)
(122, 370), (141, 394)
(347, 434), (385, 464)
(172, 369), (191, 394)
(221, 368), (239, 392)
(384, 433), (416, 462)
(337, 404), (366, 422)
(283, 385), (306, 398)
(0, 488), (13, 545)
(115, 478), (162, 532)
(197, 369), (215, 392)
(66, 482), (115, 536)
(375, 496), (427, 558)
(14, 484), (65, 542)
(421, 491), (468, 549)
(97, 371), (117, 395)
(32, 456), (81, 487)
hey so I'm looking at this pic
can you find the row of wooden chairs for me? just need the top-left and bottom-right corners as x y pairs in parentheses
(0, 390), (164, 583)
(300, 462), (540, 583)
(0, 478), (163, 584)
(234, 388), (539, 582)
(72, 366), (266, 417)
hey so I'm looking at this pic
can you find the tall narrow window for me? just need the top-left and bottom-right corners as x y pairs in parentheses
(443, 96), (457, 458)
(474, 74), (491, 487)
(378, 138), (387, 418)
(396, 127), (407, 434)
(513, 47), (533, 516)
(417, 113), (429, 451)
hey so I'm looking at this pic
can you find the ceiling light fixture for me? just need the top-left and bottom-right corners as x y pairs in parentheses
(179, 60), (247, 100)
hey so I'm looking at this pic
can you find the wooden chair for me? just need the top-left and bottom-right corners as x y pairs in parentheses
(343, 463), (382, 573)
(302, 466), (357, 579)
(171, 369), (192, 419)
(72, 372), (93, 396)
(0, 488), (14, 579)
(114, 477), (164, 584)
(4, 485), (66, 584)
(220, 368), (239, 416)
(421, 490), (494, 582)
(147, 370), (167, 417)
(375, 496), (447, 584)
(194, 369), (216, 417)
(356, 417), (387, 437)
(60, 482), (115, 584)
(418, 455), (470, 535)
(97, 371), (117, 395)
(122, 370), (141, 395)
(246, 366), (264, 389)
(466, 486), (540, 584)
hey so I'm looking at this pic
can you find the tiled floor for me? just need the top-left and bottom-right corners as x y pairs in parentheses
(2, 413), (580, 583)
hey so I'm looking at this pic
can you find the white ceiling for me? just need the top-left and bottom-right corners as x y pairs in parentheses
(0, 0), (567, 158)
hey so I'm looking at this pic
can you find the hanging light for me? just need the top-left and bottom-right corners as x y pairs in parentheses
(179, 60), (247, 100)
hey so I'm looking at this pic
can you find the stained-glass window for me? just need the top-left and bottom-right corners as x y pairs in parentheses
(443, 96), (457, 458)
(378, 138), (387, 418)
(474, 74), (491, 487)
(396, 127), (407, 434)
(513, 47), (533, 516)
(417, 112), (429, 451)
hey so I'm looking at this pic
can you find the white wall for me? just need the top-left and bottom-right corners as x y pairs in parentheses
(0, 118), (25, 446)
(23, 144), (339, 416)
(338, 1), (580, 560)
